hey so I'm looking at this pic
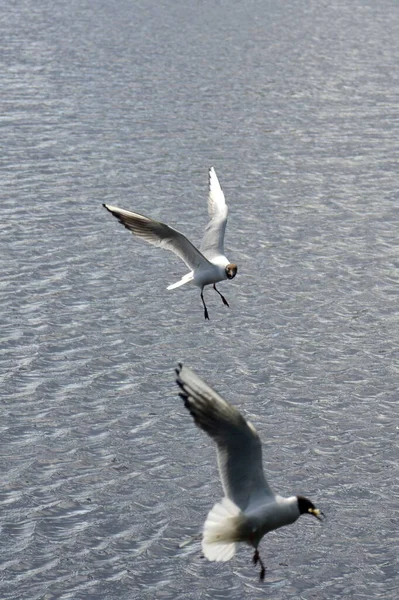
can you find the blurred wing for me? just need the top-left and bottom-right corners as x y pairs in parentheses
(200, 168), (228, 260)
(176, 364), (274, 511)
(103, 204), (211, 271)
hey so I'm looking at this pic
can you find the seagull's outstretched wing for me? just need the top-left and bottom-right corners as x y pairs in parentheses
(103, 204), (212, 271)
(176, 364), (274, 511)
(200, 168), (228, 261)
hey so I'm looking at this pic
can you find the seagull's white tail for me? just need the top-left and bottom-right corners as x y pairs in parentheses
(167, 272), (194, 290)
(202, 497), (243, 562)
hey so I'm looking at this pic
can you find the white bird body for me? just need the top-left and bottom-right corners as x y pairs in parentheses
(202, 495), (301, 560)
(241, 495), (301, 542)
(103, 168), (237, 319)
(168, 257), (230, 291)
(175, 364), (323, 579)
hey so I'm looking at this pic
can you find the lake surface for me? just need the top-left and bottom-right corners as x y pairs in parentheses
(1, 0), (398, 598)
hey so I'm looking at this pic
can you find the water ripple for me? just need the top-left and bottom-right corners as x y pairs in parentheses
(1, 0), (398, 598)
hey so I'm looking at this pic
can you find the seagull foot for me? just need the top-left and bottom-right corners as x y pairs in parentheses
(213, 284), (229, 307)
(201, 291), (210, 320)
(253, 549), (266, 581)
(221, 296), (229, 307)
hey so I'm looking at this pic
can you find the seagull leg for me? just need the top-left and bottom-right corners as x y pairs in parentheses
(253, 549), (266, 581)
(213, 284), (229, 307)
(201, 290), (210, 320)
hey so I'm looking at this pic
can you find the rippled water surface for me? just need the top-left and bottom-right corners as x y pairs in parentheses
(1, 0), (399, 598)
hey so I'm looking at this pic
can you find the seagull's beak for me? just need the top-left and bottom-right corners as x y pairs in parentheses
(309, 508), (325, 522)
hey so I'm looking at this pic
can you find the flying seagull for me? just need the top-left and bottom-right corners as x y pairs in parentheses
(103, 168), (237, 320)
(175, 364), (324, 580)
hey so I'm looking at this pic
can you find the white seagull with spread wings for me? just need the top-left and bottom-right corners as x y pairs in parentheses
(103, 168), (237, 320)
(175, 364), (324, 580)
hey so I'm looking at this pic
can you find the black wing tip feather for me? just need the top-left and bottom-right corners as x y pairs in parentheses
(175, 363), (194, 410)
(176, 381), (185, 394)
(103, 204), (146, 235)
(103, 203), (120, 219)
(175, 364), (187, 396)
(178, 392), (197, 424)
(104, 210), (129, 232)
(178, 391), (190, 406)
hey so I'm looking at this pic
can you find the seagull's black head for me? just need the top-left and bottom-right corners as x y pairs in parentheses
(297, 496), (324, 521)
(225, 264), (237, 279)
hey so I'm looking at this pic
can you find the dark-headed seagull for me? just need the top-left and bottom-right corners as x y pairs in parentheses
(175, 364), (324, 580)
(103, 168), (237, 320)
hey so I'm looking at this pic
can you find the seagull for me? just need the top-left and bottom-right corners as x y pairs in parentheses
(103, 168), (237, 320)
(175, 364), (324, 581)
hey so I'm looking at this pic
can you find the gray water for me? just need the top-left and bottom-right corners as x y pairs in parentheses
(1, 0), (398, 598)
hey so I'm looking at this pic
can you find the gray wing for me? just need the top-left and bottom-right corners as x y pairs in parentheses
(103, 204), (212, 271)
(175, 364), (274, 511)
(200, 168), (228, 261)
